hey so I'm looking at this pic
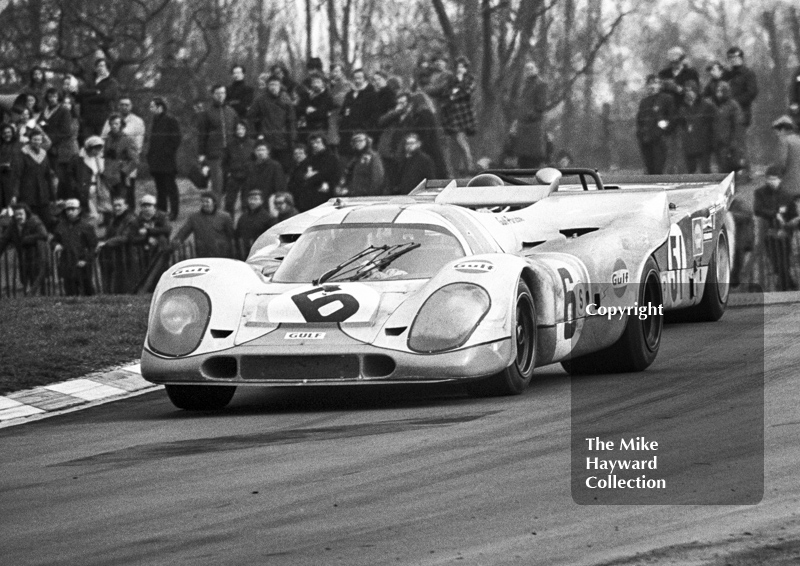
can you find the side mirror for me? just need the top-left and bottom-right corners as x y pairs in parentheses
(535, 167), (562, 186)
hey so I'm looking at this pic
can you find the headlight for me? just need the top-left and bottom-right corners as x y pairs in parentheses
(148, 287), (211, 357)
(408, 283), (491, 353)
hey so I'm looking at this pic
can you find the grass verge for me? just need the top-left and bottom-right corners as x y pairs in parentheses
(0, 295), (151, 395)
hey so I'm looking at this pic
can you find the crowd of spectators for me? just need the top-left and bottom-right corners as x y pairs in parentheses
(1, 48), (799, 295)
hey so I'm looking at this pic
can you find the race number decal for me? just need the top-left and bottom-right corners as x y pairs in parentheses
(667, 224), (687, 270)
(267, 283), (380, 324)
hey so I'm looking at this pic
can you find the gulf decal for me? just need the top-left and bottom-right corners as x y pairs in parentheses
(285, 332), (325, 340)
(267, 283), (380, 324)
(666, 223), (687, 270)
(692, 218), (704, 257)
(611, 259), (629, 298)
(172, 264), (210, 278)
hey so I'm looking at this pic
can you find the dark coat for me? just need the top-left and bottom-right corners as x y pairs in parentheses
(236, 205), (273, 252)
(39, 105), (73, 161)
(244, 158), (287, 198)
(52, 215), (98, 277)
(678, 99), (717, 156)
(132, 209), (172, 250)
(103, 132), (139, 187)
(227, 80), (255, 119)
(395, 149), (435, 195)
(339, 84), (379, 141)
(513, 76), (548, 158)
(147, 113), (182, 174)
(753, 184), (797, 224)
(0, 206), (48, 286)
(174, 206), (236, 258)
(344, 142), (386, 197)
(636, 92), (676, 144)
(198, 103), (238, 159)
(0, 138), (22, 208)
(287, 158), (311, 201)
(714, 98), (744, 149)
(657, 64), (700, 106)
(223, 136), (255, 181)
(15, 146), (56, 207)
(103, 209), (138, 247)
(296, 88), (335, 137)
(294, 149), (340, 211)
(79, 75), (120, 134)
(722, 65), (758, 126)
(247, 91), (296, 151)
(440, 72), (477, 135)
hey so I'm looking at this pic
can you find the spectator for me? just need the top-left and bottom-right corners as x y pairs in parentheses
(103, 113), (139, 208)
(0, 202), (48, 295)
(342, 132), (386, 196)
(10, 105), (49, 147)
(439, 56), (477, 174)
(227, 64), (255, 120)
(678, 82), (716, 173)
(339, 69), (379, 161)
(198, 84), (238, 195)
(132, 193), (172, 266)
(294, 134), (340, 211)
(394, 133), (435, 195)
(235, 188), (273, 257)
(714, 81), (745, 174)
(287, 143), (311, 199)
(97, 195), (139, 294)
(247, 75), (296, 171)
(13, 130), (57, 229)
(78, 58), (120, 139)
(327, 63), (353, 151)
(51, 198), (97, 296)
(658, 47), (700, 105)
(753, 164), (799, 291)
(67, 136), (111, 227)
(702, 61), (725, 105)
(269, 63), (300, 103)
(635, 74), (675, 175)
(23, 66), (49, 110)
(269, 191), (299, 223)
(173, 191), (235, 258)
(371, 71), (396, 145)
(14, 92), (41, 122)
(222, 121), (255, 216)
(772, 115), (800, 198)
(146, 97), (182, 220)
(423, 54), (454, 102)
(101, 97), (145, 156)
(243, 139), (286, 202)
(728, 195), (754, 289)
(512, 61), (548, 168)
(60, 74), (80, 113)
(0, 123), (22, 210)
(723, 46), (758, 175)
(789, 64), (800, 129)
(296, 72), (334, 142)
(38, 88), (72, 192)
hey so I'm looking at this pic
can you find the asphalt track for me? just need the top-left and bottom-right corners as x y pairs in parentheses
(1, 303), (798, 565)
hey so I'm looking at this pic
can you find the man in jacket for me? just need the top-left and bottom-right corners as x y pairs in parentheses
(395, 133), (435, 195)
(0, 202), (48, 295)
(235, 188), (273, 258)
(222, 121), (255, 216)
(14, 130), (57, 229)
(294, 134), (340, 211)
(678, 83), (717, 173)
(296, 72), (334, 142)
(772, 115), (800, 198)
(227, 64), (255, 120)
(243, 140), (286, 202)
(197, 85), (238, 196)
(339, 69), (379, 161)
(52, 198), (97, 296)
(147, 97), (182, 220)
(247, 76), (295, 171)
(97, 195), (139, 294)
(78, 58), (120, 139)
(723, 47), (758, 175)
(753, 164), (799, 291)
(512, 61), (548, 168)
(173, 191), (235, 258)
(39, 87), (72, 194)
(636, 75), (676, 175)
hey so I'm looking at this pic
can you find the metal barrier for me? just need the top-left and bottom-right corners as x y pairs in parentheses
(0, 239), (197, 298)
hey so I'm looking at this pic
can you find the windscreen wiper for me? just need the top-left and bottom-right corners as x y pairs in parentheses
(312, 243), (420, 285)
(347, 242), (421, 281)
(313, 245), (385, 285)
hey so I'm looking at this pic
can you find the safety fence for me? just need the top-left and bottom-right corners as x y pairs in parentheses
(0, 240), (197, 298)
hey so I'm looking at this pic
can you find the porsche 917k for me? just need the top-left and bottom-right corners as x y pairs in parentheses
(142, 168), (733, 410)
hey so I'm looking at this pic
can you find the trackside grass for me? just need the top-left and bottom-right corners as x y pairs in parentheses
(0, 295), (152, 394)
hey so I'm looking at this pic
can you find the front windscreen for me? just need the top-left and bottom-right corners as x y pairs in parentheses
(271, 223), (466, 283)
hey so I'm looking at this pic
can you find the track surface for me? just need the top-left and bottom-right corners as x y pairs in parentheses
(2, 305), (797, 565)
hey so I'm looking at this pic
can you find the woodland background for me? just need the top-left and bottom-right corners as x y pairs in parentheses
(1, 0), (798, 171)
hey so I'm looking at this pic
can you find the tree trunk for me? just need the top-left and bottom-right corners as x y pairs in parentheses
(560, 0), (575, 151)
(306, 0), (313, 61)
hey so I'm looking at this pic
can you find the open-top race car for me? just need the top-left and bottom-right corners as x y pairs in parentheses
(141, 168), (734, 410)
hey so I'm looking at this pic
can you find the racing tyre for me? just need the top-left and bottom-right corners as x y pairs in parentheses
(165, 384), (236, 410)
(561, 256), (662, 375)
(671, 229), (730, 322)
(465, 280), (537, 396)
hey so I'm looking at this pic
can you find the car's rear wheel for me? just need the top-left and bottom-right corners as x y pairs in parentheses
(561, 256), (662, 375)
(165, 384), (237, 410)
(465, 280), (536, 396)
(673, 229), (730, 322)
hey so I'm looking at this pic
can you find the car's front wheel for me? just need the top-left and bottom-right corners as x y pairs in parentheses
(165, 384), (237, 410)
(465, 279), (537, 396)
